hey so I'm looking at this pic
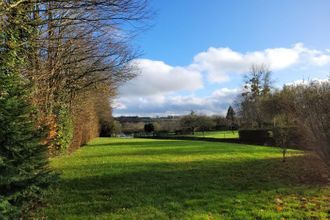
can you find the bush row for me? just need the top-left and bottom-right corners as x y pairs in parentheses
(238, 128), (301, 148)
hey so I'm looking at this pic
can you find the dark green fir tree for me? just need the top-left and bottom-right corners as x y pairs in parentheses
(0, 2), (54, 218)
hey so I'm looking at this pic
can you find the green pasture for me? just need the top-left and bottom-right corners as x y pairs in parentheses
(191, 130), (239, 139)
(40, 138), (329, 219)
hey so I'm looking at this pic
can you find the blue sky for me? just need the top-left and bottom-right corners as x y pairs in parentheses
(113, 0), (330, 116)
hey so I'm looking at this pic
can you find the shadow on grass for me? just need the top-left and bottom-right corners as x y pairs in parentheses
(77, 147), (281, 160)
(81, 139), (280, 160)
(44, 155), (329, 218)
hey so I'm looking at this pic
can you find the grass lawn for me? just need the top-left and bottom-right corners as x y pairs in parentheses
(39, 138), (329, 219)
(191, 130), (239, 139)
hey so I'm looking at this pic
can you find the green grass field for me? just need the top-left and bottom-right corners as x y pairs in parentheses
(191, 130), (239, 139)
(39, 138), (329, 219)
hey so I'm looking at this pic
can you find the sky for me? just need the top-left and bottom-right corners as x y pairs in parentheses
(113, 0), (330, 117)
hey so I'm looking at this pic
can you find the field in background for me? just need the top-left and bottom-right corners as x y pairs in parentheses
(190, 130), (239, 139)
(40, 138), (329, 219)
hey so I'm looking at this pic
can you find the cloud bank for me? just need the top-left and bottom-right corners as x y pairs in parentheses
(119, 59), (203, 97)
(114, 43), (330, 116)
(114, 88), (241, 116)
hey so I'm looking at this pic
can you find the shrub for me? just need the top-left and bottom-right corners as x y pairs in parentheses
(0, 74), (54, 218)
(55, 107), (74, 153)
(239, 129), (273, 145)
(144, 123), (155, 133)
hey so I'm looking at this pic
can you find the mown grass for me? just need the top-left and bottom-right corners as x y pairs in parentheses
(40, 138), (329, 219)
(191, 130), (239, 139)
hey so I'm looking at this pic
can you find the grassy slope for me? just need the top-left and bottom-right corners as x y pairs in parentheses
(191, 130), (239, 139)
(41, 138), (329, 219)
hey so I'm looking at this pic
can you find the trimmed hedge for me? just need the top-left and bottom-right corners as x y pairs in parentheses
(238, 129), (274, 145)
(239, 128), (302, 148)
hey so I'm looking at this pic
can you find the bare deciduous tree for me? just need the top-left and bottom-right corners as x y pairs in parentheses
(239, 64), (273, 128)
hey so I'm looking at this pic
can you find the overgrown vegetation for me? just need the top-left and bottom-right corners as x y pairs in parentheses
(271, 81), (330, 166)
(0, 0), (150, 217)
(236, 64), (330, 166)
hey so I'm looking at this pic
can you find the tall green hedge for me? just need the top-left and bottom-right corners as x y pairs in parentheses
(55, 106), (74, 154)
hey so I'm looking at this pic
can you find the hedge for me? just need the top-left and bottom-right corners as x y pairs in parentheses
(238, 129), (274, 145)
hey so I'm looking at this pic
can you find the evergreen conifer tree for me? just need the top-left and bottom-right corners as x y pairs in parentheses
(0, 2), (53, 218)
(226, 106), (236, 131)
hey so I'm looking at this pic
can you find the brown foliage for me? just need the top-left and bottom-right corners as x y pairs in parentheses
(12, 0), (151, 154)
(68, 86), (114, 152)
(262, 80), (330, 166)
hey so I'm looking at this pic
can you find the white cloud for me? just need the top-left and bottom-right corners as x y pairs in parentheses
(285, 77), (329, 86)
(118, 59), (203, 97)
(119, 44), (330, 97)
(193, 43), (305, 83)
(263, 47), (300, 69)
(211, 88), (241, 98)
(114, 88), (241, 116)
(115, 43), (330, 116)
(311, 54), (330, 66)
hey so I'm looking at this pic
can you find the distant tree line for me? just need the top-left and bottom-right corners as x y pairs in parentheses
(111, 64), (329, 167)
(0, 0), (150, 218)
(111, 109), (238, 136)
